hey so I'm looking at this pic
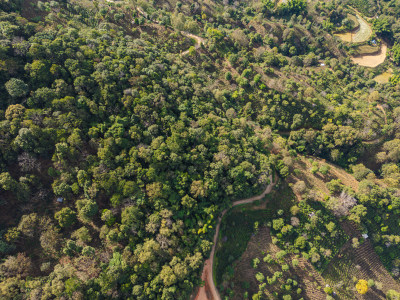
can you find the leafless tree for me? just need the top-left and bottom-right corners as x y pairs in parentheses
(156, 234), (170, 250)
(327, 191), (357, 217)
(18, 152), (41, 172)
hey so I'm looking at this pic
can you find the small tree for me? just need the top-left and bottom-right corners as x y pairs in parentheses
(324, 286), (333, 295)
(5, 78), (29, 98)
(276, 250), (287, 260)
(264, 254), (273, 263)
(319, 165), (330, 175)
(54, 207), (77, 228)
(252, 257), (260, 268)
(255, 272), (265, 282)
(387, 289), (400, 299)
(356, 279), (368, 295)
(293, 181), (307, 194)
(352, 237), (360, 248)
(392, 43), (400, 65)
(367, 279), (375, 287)
(292, 258), (299, 267)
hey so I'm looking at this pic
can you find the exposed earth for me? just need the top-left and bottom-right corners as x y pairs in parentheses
(351, 42), (388, 67)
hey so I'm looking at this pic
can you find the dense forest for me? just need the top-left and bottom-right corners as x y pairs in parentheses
(1, 0), (400, 299)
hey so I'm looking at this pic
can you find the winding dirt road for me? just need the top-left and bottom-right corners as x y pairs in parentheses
(194, 175), (277, 300)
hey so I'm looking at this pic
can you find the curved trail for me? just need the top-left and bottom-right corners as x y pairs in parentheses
(135, 7), (205, 56)
(181, 32), (205, 56)
(194, 175), (277, 300)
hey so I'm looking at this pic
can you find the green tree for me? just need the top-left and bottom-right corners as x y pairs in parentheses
(54, 207), (77, 228)
(5, 78), (29, 98)
(76, 199), (98, 222)
(372, 17), (393, 39)
(255, 272), (265, 282)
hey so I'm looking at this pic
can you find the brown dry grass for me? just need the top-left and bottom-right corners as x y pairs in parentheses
(374, 70), (393, 84)
(287, 156), (359, 201)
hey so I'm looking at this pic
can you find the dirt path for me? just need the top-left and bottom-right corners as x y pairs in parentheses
(351, 42), (387, 67)
(362, 136), (385, 145)
(377, 104), (388, 124)
(194, 175), (277, 300)
(135, 7), (205, 56)
(181, 32), (206, 55)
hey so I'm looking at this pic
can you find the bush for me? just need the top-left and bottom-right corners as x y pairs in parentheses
(54, 207), (77, 228)
(367, 279), (375, 287)
(293, 181), (307, 194)
(324, 286), (333, 294)
(356, 279), (368, 294)
(5, 78), (29, 98)
(319, 165), (330, 175)
(386, 289), (400, 299)
(327, 179), (343, 194)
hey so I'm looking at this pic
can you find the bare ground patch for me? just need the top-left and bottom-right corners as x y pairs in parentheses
(351, 42), (387, 68)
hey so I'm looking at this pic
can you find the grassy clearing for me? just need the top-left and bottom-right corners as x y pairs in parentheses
(214, 183), (296, 287)
(334, 13), (372, 44)
(354, 44), (380, 56)
(287, 155), (359, 201)
(335, 32), (353, 42)
(374, 69), (393, 83)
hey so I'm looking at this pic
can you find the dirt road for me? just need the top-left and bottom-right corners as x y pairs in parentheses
(194, 175), (277, 300)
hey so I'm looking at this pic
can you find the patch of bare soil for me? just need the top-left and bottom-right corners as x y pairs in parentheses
(351, 42), (387, 67)
(181, 32), (206, 56)
(193, 259), (214, 300)
(230, 227), (326, 300)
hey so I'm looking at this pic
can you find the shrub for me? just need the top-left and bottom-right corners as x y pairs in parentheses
(367, 279), (375, 287)
(252, 257), (260, 268)
(5, 78), (29, 98)
(319, 165), (330, 175)
(293, 181), (307, 194)
(54, 207), (77, 228)
(356, 279), (368, 294)
(255, 272), (265, 282)
(324, 286), (333, 294)
(292, 259), (299, 267)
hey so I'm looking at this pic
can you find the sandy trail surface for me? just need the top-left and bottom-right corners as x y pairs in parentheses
(351, 42), (387, 67)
